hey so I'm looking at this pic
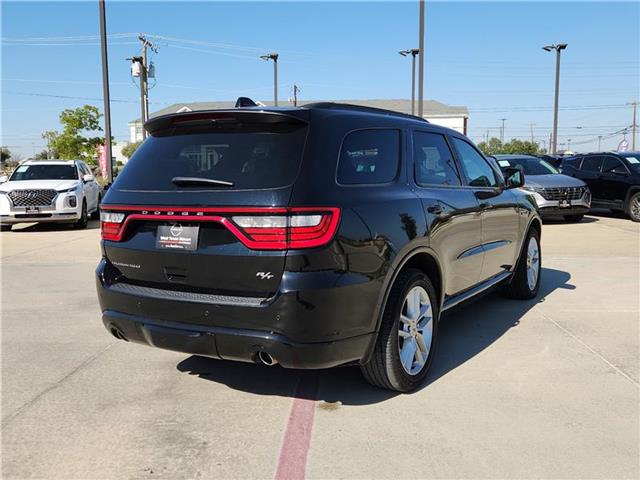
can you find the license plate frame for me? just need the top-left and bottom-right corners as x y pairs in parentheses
(25, 206), (40, 214)
(156, 224), (199, 251)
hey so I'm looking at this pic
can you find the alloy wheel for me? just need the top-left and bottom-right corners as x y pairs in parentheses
(398, 286), (433, 375)
(526, 236), (540, 291)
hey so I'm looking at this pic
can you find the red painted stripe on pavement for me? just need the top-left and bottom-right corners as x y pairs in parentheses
(274, 373), (319, 480)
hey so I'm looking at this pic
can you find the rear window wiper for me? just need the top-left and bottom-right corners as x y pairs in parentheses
(171, 176), (234, 187)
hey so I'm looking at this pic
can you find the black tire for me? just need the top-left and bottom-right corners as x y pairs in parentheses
(627, 192), (640, 222)
(563, 214), (584, 223)
(361, 268), (439, 392)
(74, 200), (88, 229)
(0, 224), (11, 232)
(90, 194), (102, 220)
(507, 227), (541, 300)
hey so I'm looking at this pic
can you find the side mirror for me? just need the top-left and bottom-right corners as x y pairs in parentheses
(0, 175), (8, 184)
(83, 174), (95, 183)
(503, 166), (525, 189)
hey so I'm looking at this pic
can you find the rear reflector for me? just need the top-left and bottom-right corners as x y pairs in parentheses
(100, 206), (340, 250)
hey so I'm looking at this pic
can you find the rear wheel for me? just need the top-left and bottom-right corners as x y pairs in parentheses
(507, 228), (541, 299)
(628, 192), (640, 222)
(361, 269), (439, 392)
(74, 201), (88, 229)
(563, 214), (584, 223)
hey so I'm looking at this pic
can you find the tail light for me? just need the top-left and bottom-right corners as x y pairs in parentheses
(100, 206), (340, 250)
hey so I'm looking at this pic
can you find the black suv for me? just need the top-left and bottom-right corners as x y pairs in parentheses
(96, 102), (542, 392)
(561, 152), (640, 222)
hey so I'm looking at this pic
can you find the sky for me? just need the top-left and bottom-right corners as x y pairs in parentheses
(1, 1), (639, 158)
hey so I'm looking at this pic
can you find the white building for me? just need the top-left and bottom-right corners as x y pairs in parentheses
(129, 99), (468, 143)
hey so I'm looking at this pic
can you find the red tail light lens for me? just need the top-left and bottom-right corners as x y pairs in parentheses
(99, 206), (340, 250)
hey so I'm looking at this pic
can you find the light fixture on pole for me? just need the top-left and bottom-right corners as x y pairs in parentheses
(399, 48), (420, 115)
(542, 43), (568, 154)
(260, 53), (279, 106)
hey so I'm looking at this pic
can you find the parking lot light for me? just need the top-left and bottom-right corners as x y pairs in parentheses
(399, 48), (420, 115)
(542, 43), (568, 154)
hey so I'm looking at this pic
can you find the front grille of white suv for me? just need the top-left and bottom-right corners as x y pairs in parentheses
(8, 189), (57, 207)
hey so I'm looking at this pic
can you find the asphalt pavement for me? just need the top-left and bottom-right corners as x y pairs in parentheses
(1, 213), (638, 479)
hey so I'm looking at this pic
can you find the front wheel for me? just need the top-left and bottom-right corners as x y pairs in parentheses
(628, 192), (640, 222)
(361, 269), (439, 392)
(74, 201), (88, 229)
(0, 224), (11, 232)
(507, 228), (541, 299)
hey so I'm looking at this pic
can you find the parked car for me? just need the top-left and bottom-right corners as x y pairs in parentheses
(492, 154), (590, 222)
(96, 102), (542, 392)
(561, 152), (640, 222)
(0, 159), (102, 231)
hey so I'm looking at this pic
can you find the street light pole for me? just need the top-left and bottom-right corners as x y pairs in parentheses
(543, 43), (568, 154)
(260, 53), (279, 106)
(417, 0), (425, 118)
(598, 135), (602, 151)
(399, 48), (420, 115)
(98, 0), (113, 184)
(499, 118), (507, 142)
(628, 101), (638, 150)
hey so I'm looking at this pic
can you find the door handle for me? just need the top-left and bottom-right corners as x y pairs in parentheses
(426, 203), (443, 215)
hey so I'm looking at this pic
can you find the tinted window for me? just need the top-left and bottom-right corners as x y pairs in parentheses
(602, 156), (628, 174)
(114, 124), (307, 191)
(624, 155), (640, 173)
(413, 132), (461, 186)
(581, 156), (603, 172)
(451, 137), (498, 187)
(337, 129), (400, 184)
(10, 164), (78, 181)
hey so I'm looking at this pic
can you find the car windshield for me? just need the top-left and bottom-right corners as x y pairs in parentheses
(497, 157), (558, 175)
(9, 164), (78, 181)
(624, 155), (640, 173)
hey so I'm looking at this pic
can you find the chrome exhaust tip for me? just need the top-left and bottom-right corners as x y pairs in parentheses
(257, 351), (278, 366)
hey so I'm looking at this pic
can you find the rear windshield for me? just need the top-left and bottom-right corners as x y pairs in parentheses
(114, 125), (307, 191)
(10, 164), (78, 181)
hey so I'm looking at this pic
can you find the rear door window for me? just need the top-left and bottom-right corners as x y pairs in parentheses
(337, 129), (400, 184)
(581, 156), (603, 172)
(114, 124), (308, 191)
(413, 131), (461, 186)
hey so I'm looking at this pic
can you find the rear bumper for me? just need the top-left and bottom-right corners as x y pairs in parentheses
(102, 310), (373, 369)
(95, 259), (380, 369)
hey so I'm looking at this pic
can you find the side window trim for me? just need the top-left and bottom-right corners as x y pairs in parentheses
(335, 127), (403, 187)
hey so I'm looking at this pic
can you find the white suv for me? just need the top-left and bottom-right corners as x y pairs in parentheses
(0, 160), (102, 231)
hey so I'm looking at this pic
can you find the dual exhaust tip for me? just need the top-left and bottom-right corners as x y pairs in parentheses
(256, 351), (278, 366)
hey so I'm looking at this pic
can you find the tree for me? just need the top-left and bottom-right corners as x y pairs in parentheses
(1, 146), (11, 163)
(477, 137), (542, 156)
(121, 141), (142, 159)
(43, 105), (104, 164)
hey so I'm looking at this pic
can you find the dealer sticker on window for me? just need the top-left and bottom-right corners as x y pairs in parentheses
(156, 224), (199, 251)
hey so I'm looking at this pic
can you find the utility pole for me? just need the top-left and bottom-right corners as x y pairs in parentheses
(98, 0), (113, 183)
(598, 135), (602, 151)
(529, 123), (535, 143)
(129, 35), (156, 141)
(543, 43), (568, 154)
(260, 53), (279, 106)
(499, 118), (507, 142)
(417, 0), (425, 118)
(292, 84), (300, 106)
(399, 48), (420, 115)
(628, 101), (638, 150)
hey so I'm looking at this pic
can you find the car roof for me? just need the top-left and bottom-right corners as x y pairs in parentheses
(493, 154), (539, 160)
(21, 159), (78, 165)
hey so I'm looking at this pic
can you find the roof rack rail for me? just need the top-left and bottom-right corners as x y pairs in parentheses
(303, 102), (428, 122)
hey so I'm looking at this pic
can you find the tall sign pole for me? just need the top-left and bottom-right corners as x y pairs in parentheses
(98, 0), (113, 183)
(417, 0), (425, 118)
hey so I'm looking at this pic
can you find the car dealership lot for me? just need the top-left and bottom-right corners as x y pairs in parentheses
(1, 215), (638, 479)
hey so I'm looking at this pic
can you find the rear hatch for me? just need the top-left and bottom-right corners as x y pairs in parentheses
(100, 110), (337, 298)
